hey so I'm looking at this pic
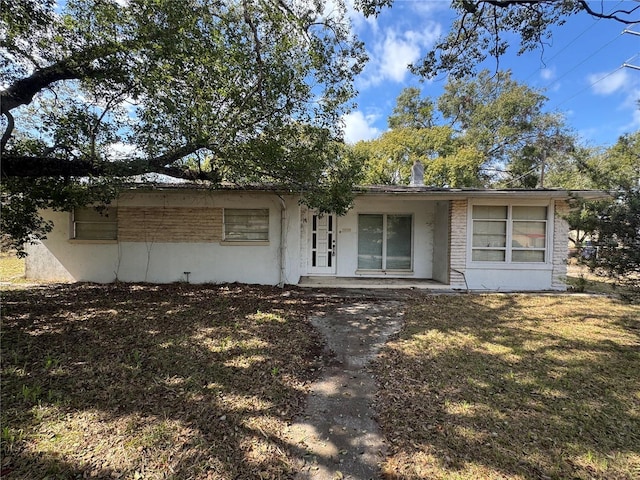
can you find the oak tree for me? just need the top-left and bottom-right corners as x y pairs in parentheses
(563, 132), (640, 293)
(1, 0), (365, 253)
(357, 72), (574, 188)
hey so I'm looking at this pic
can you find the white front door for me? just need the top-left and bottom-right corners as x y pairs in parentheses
(308, 213), (336, 275)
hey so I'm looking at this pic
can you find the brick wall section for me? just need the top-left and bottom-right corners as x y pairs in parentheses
(552, 200), (569, 290)
(449, 199), (468, 288)
(118, 206), (223, 242)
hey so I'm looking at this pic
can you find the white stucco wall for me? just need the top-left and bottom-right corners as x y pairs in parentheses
(25, 188), (572, 291)
(432, 201), (450, 284)
(24, 241), (75, 282)
(25, 210), (117, 283)
(26, 190), (302, 285)
(301, 196), (441, 279)
(463, 268), (556, 291)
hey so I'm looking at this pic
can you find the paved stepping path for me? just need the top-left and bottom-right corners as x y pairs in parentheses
(287, 301), (405, 480)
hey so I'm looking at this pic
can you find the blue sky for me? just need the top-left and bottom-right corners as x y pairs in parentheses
(341, 0), (640, 148)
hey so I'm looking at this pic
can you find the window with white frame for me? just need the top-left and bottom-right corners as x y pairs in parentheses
(223, 208), (269, 241)
(358, 214), (412, 270)
(471, 205), (548, 263)
(72, 206), (118, 240)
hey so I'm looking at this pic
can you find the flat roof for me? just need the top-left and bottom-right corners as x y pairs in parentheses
(124, 180), (608, 200)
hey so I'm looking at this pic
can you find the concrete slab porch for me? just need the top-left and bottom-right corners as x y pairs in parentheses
(298, 276), (454, 290)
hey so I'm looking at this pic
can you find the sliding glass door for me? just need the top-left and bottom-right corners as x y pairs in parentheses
(358, 214), (412, 271)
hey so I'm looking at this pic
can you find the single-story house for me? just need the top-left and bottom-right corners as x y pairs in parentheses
(25, 182), (602, 291)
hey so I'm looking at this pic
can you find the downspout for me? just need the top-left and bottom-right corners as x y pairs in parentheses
(277, 195), (286, 288)
(451, 268), (469, 293)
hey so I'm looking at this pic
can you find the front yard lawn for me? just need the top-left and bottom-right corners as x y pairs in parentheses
(3, 284), (639, 480)
(0, 254), (25, 283)
(375, 294), (640, 479)
(1, 283), (334, 479)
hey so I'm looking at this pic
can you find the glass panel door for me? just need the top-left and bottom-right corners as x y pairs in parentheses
(358, 214), (412, 271)
(308, 213), (336, 274)
(386, 215), (412, 270)
(358, 215), (383, 269)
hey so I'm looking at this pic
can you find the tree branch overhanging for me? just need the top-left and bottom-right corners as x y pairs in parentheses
(1, 110), (14, 151)
(482, 0), (640, 23)
(0, 142), (211, 180)
(0, 155), (100, 178)
(0, 38), (145, 115)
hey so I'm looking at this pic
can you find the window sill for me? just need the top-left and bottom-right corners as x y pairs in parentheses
(68, 239), (118, 244)
(466, 262), (551, 270)
(220, 240), (270, 246)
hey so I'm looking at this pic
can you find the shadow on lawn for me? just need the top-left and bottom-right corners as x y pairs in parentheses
(1, 283), (336, 479)
(376, 294), (640, 479)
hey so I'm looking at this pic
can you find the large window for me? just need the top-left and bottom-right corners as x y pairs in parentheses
(472, 205), (547, 263)
(358, 214), (412, 270)
(72, 207), (118, 240)
(223, 209), (269, 241)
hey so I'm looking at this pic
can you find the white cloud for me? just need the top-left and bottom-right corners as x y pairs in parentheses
(625, 108), (640, 131)
(361, 24), (441, 87)
(588, 69), (630, 95)
(409, 0), (451, 17)
(108, 142), (137, 160)
(342, 111), (381, 144)
(380, 31), (422, 82)
(540, 68), (555, 81)
(589, 69), (640, 133)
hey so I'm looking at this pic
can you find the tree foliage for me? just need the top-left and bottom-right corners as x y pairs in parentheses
(357, 72), (573, 188)
(1, 0), (365, 253)
(583, 188), (640, 297)
(584, 131), (640, 191)
(440, 70), (573, 185)
(356, 0), (640, 79)
(566, 132), (640, 293)
(355, 124), (459, 185)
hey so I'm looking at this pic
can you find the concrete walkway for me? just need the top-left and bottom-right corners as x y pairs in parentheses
(287, 300), (405, 480)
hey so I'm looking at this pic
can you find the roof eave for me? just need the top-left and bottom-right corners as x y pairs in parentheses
(356, 186), (610, 200)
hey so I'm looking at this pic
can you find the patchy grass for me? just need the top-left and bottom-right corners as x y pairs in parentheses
(566, 263), (617, 294)
(566, 264), (639, 302)
(375, 294), (640, 480)
(1, 283), (337, 479)
(0, 254), (25, 283)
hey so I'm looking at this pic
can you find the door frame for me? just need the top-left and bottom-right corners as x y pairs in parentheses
(307, 212), (337, 275)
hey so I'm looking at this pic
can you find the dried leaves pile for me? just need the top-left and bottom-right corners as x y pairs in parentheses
(1, 283), (335, 479)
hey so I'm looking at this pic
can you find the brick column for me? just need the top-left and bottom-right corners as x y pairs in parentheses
(552, 200), (569, 290)
(449, 200), (468, 289)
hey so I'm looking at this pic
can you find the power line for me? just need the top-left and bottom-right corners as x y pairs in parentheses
(542, 30), (625, 92)
(553, 53), (640, 109)
(524, 2), (622, 82)
(624, 24), (640, 69)
(524, 1), (625, 83)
